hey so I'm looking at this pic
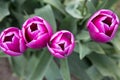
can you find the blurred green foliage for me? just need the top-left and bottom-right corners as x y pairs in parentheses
(0, 0), (120, 80)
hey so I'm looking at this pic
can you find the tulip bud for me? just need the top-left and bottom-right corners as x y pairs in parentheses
(0, 27), (27, 56)
(47, 30), (75, 58)
(22, 16), (53, 49)
(87, 9), (119, 43)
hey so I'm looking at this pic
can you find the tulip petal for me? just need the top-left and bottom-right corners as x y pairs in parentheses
(26, 33), (49, 48)
(22, 16), (53, 49)
(0, 27), (27, 56)
(4, 50), (22, 56)
(87, 9), (119, 43)
(47, 30), (75, 58)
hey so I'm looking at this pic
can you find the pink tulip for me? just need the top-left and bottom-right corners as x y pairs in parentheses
(0, 27), (27, 56)
(47, 30), (75, 58)
(22, 16), (53, 49)
(87, 9), (119, 43)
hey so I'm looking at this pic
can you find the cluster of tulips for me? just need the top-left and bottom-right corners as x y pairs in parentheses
(0, 9), (119, 58)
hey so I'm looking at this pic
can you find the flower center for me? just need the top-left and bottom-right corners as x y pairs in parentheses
(30, 23), (38, 32)
(4, 34), (14, 42)
(58, 43), (65, 51)
(102, 17), (112, 26)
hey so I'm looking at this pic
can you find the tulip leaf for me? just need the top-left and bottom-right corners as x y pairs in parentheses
(45, 60), (63, 80)
(86, 66), (103, 80)
(86, 42), (105, 54)
(97, 0), (118, 9)
(79, 42), (91, 59)
(28, 49), (52, 80)
(22, 0), (41, 14)
(86, 0), (96, 14)
(68, 52), (91, 80)
(43, 0), (65, 14)
(59, 16), (78, 35)
(88, 53), (120, 80)
(65, 0), (83, 19)
(76, 30), (90, 41)
(9, 55), (27, 78)
(75, 41), (91, 59)
(24, 55), (38, 79)
(0, 2), (9, 22)
(111, 31), (120, 53)
(60, 58), (71, 80)
(33, 5), (57, 32)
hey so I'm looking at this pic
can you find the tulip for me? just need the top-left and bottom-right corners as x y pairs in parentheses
(87, 9), (119, 43)
(22, 16), (53, 49)
(47, 30), (75, 58)
(0, 27), (27, 56)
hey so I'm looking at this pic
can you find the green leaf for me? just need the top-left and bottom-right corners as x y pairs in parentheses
(24, 55), (38, 79)
(112, 31), (120, 53)
(86, 42), (105, 54)
(0, 2), (9, 21)
(99, 43), (115, 54)
(86, 66), (103, 80)
(68, 52), (91, 80)
(22, 0), (41, 14)
(59, 16), (78, 35)
(28, 49), (52, 80)
(65, 0), (83, 19)
(88, 53), (120, 80)
(60, 58), (71, 80)
(79, 42), (91, 59)
(76, 30), (90, 41)
(86, 0), (96, 14)
(14, 0), (26, 5)
(33, 5), (57, 32)
(9, 55), (27, 78)
(91, 0), (99, 7)
(45, 60), (63, 80)
(97, 0), (118, 9)
(43, 0), (65, 14)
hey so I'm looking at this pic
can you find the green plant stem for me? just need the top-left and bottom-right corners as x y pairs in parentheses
(60, 58), (71, 80)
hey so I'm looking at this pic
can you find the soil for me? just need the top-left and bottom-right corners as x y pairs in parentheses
(0, 58), (18, 80)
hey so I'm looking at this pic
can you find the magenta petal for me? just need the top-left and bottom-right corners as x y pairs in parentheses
(87, 22), (99, 33)
(26, 33), (49, 48)
(110, 24), (119, 39)
(67, 43), (75, 55)
(87, 10), (100, 26)
(6, 42), (20, 52)
(19, 38), (27, 52)
(0, 27), (27, 56)
(92, 15), (106, 33)
(22, 16), (53, 49)
(60, 33), (71, 47)
(53, 53), (65, 58)
(93, 32), (110, 43)
(50, 31), (62, 43)
(47, 30), (75, 58)
(52, 48), (64, 54)
(43, 19), (53, 36)
(4, 50), (23, 56)
(87, 9), (119, 43)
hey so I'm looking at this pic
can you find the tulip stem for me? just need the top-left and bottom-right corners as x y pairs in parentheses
(60, 58), (71, 80)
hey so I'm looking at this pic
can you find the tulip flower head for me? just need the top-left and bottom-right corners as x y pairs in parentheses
(0, 27), (27, 56)
(47, 30), (75, 58)
(87, 9), (119, 43)
(22, 16), (53, 49)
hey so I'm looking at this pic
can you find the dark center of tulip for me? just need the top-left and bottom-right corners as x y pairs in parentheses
(102, 17), (112, 26)
(4, 34), (14, 42)
(59, 43), (65, 51)
(30, 23), (38, 32)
